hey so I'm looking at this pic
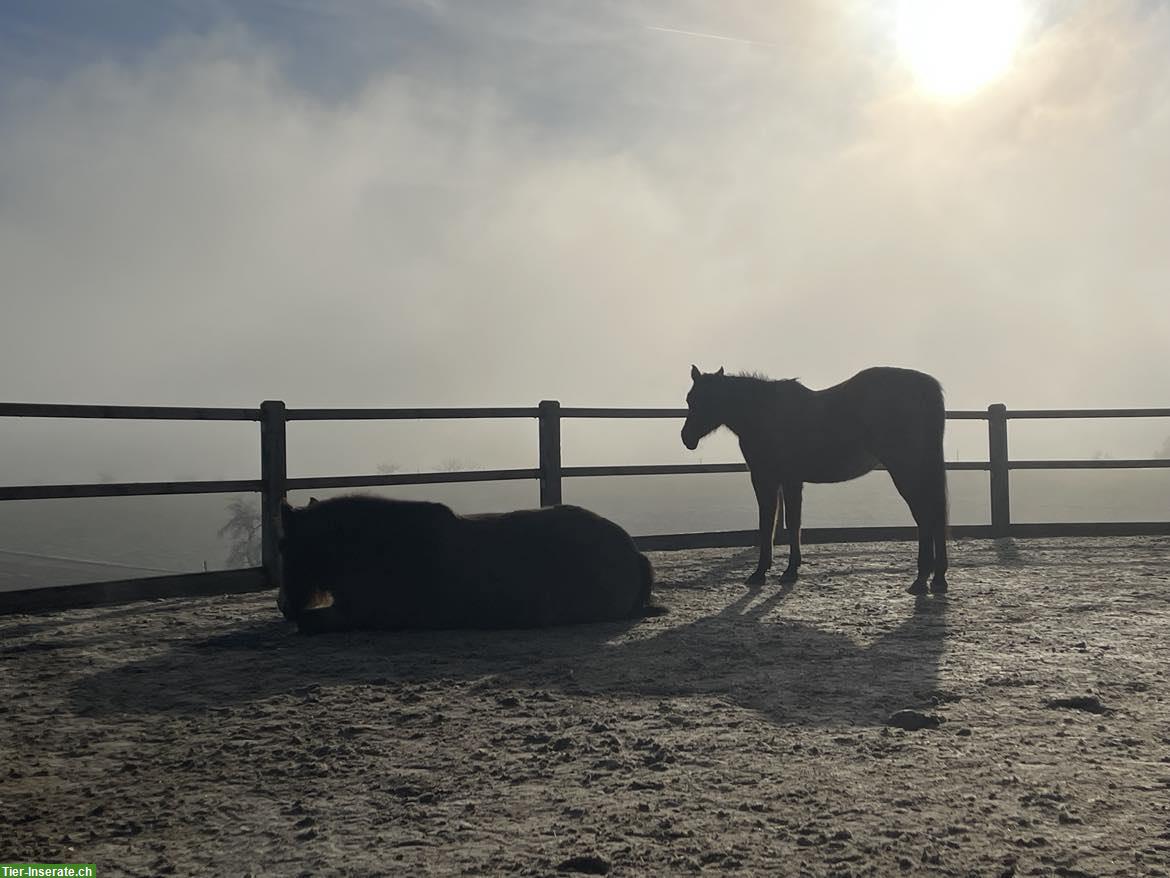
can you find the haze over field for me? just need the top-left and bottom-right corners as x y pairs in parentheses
(2, 1), (1169, 487)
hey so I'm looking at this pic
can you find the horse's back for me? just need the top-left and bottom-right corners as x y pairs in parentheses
(829, 366), (942, 403)
(436, 504), (652, 628)
(826, 367), (945, 461)
(454, 505), (647, 623)
(823, 368), (942, 424)
(298, 494), (455, 539)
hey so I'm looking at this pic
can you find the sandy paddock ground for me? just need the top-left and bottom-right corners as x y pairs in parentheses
(3, 536), (1170, 877)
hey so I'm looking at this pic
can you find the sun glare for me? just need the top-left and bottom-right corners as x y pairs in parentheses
(896, 0), (1026, 99)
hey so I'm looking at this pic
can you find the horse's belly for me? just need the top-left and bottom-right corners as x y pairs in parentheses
(801, 449), (879, 484)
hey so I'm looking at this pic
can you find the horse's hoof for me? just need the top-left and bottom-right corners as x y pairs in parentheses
(745, 571), (767, 587)
(930, 576), (948, 594)
(778, 569), (799, 584)
(907, 579), (929, 595)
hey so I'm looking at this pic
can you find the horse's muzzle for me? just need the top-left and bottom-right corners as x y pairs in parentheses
(681, 428), (699, 451)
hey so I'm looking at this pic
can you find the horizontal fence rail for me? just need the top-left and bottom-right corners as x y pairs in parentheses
(1008, 459), (1170, 469)
(0, 569), (268, 614)
(1008, 408), (1170, 419)
(560, 461), (995, 478)
(2, 398), (1169, 614)
(286, 469), (541, 492)
(559, 407), (993, 420)
(0, 403), (260, 420)
(0, 478), (262, 502)
(285, 406), (540, 421)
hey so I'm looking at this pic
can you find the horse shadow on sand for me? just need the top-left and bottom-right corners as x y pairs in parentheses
(69, 572), (949, 729)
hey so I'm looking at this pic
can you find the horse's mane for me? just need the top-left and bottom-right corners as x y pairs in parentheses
(730, 371), (802, 386)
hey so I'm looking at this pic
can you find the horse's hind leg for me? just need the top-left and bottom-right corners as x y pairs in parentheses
(905, 449), (950, 594)
(888, 466), (934, 594)
(928, 469), (949, 594)
(914, 526), (934, 595)
(930, 519), (949, 593)
(779, 479), (803, 583)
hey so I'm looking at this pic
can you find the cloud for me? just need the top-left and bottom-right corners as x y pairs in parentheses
(1, 1), (1168, 482)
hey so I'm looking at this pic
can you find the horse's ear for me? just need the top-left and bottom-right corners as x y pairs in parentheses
(308, 497), (320, 507)
(691, 364), (701, 381)
(716, 366), (725, 376)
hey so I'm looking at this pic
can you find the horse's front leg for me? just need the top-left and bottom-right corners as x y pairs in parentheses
(747, 471), (781, 586)
(296, 600), (353, 635)
(779, 479), (803, 583)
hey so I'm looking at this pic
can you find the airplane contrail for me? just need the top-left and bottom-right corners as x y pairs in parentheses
(644, 25), (778, 49)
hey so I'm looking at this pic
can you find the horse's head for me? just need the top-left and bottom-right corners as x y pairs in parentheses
(276, 498), (325, 621)
(681, 364), (726, 450)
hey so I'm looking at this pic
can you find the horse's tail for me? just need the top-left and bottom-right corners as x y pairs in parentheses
(635, 552), (668, 617)
(939, 445), (950, 537)
(930, 378), (950, 536)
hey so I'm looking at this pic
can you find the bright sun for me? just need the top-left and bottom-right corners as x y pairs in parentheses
(896, 0), (1026, 99)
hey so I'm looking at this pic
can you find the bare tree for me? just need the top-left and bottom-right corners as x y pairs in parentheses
(218, 496), (261, 568)
(376, 462), (401, 475)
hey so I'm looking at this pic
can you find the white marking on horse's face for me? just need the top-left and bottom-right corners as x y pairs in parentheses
(303, 590), (335, 610)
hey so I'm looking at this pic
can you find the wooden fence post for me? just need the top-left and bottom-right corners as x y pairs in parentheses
(988, 403), (1011, 537)
(259, 400), (287, 586)
(538, 400), (562, 506)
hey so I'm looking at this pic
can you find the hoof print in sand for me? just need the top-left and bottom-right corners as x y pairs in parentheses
(557, 854), (611, 874)
(1044, 695), (1114, 715)
(887, 709), (942, 731)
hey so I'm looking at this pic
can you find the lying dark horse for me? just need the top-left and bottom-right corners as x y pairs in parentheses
(682, 365), (948, 594)
(277, 495), (658, 634)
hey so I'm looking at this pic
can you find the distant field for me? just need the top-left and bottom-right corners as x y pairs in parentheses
(0, 549), (181, 593)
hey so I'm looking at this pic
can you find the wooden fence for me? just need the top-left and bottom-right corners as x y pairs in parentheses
(1, 400), (1168, 613)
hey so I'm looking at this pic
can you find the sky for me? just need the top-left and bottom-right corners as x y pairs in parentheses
(2, 0), (1169, 479)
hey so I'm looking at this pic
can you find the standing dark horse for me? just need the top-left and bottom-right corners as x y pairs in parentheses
(681, 365), (948, 594)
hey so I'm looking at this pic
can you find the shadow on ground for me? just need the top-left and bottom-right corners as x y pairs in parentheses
(69, 581), (948, 728)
